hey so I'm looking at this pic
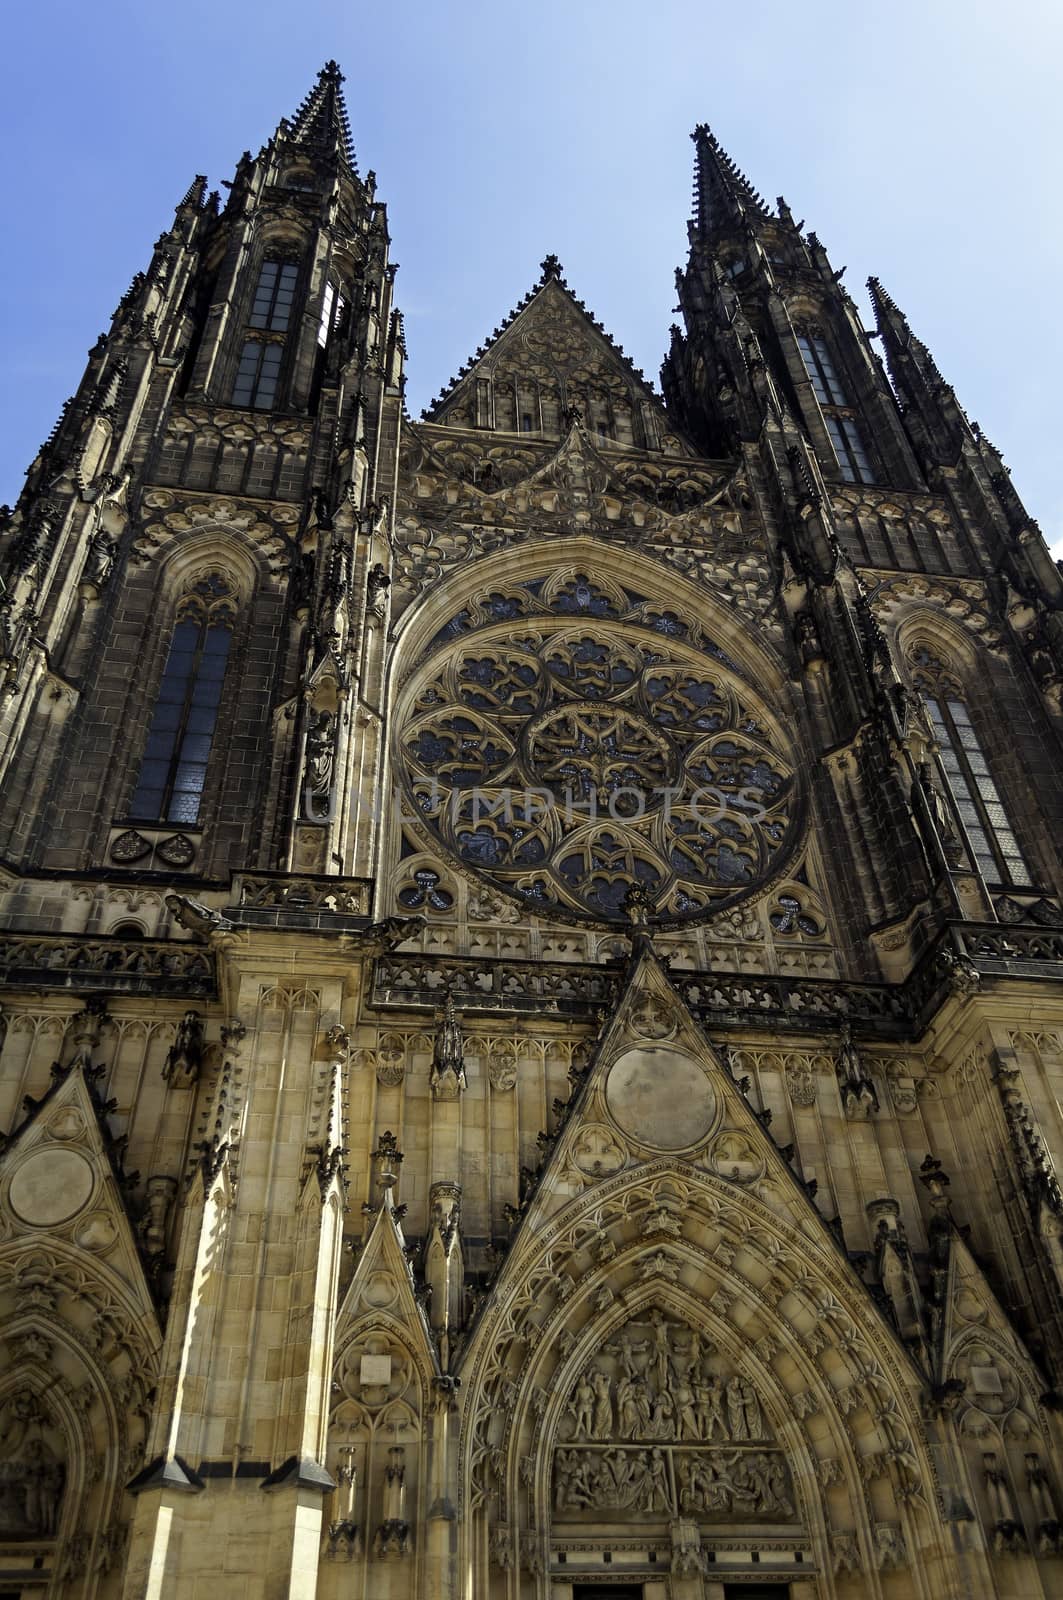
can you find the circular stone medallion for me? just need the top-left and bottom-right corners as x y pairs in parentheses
(605, 1047), (715, 1150)
(9, 1146), (95, 1227)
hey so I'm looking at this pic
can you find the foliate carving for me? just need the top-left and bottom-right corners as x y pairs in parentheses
(486, 1045), (517, 1092)
(874, 1522), (907, 1570)
(553, 1309), (795, 1523)
(488, 1525), (513, 1569)
(832, 1531), (862, 1574)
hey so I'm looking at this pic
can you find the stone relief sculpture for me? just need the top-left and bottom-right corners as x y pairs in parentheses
(0, 1392), (65, 1539)
(552, 1309), (796, 1523)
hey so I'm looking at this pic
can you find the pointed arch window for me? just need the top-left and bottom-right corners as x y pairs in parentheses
(129, 575), (237, 825)
(797, 331), (874, 484)
(911, 649), (1033, 887)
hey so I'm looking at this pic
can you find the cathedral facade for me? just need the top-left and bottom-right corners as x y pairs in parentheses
(1, 59), (1063, 1600)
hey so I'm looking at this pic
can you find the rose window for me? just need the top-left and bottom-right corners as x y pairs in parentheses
(399, 572), (799, 924)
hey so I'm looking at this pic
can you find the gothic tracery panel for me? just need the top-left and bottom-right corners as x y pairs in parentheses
(398, 571), (799, 924)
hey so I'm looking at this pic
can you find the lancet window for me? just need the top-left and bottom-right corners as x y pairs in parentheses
(796, 329), (874, 484)
(910, 648), (1033, 888)
(231, 256), (300, 409)
(128, 574), (237, 825)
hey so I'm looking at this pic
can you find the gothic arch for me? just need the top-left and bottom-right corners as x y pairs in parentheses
(0, 1237), (160, 1581)
(388, 535), (792, 695)
(457, 1155), (942, 1595)
(381, 538), (803, 930)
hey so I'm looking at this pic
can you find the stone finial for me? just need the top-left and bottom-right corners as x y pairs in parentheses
(371, 1131), (403, 1204)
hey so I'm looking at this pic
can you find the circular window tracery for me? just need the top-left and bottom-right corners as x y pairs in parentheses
(398, 574), (800, 925)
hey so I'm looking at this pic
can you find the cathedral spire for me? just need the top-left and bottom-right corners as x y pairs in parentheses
(278, 59), (357, 169)
(867, 275), (949, 394)
(866, 273), (968, 466)
(690, 123), (769, 235)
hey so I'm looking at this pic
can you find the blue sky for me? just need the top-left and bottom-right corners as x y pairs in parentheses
(2, 0), (1061, 556)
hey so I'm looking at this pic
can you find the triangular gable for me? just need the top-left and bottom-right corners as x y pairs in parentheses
(494, 944), (846, 1266)
(425, 260), (690, 456)
(933, 1222), (1050, 1412)
(0, 1063), (163, 1337)
(335, 1187), (439, 1375)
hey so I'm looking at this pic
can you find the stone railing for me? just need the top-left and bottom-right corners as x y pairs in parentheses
(229, 872), (373, 927)
(371, 919), (1063, 1037)
(0, 935), (216, 997)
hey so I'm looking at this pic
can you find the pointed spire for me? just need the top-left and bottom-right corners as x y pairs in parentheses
(176, 175), (208, 213)
(690, 123), (769, 234)
(867, 276), (946, 390)
(867, 275), (973, 469)
(279, 60), (357, 170)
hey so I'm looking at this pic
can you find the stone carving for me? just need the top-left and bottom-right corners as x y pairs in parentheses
(874, 1522), (907, 1570)
(430, 994), (467, 1099)
(785, 1060), (817, 1106)
(836, 1023), (878, 1119)
(367, 562), (390, 620)
(708, 1131), (763, 1184)
(670, 1516), (706, 1575)
(831, 1531), (861, 1574)
(1026, 1452), (1063, 1554)
(553, 1310), (795, 1523)
(162, 1010), (204, 1083)
(983, 1451), (1026, 1553)
(629, 995), (677, 1041)
(373, 1446), (410, 1557)
(138, 1175), (178, 1260)
(570, 1123), (627, 1180)
(0, 1393), (65, 1539)
(488, 1524), (513, 1568)
(303, 711), (336, 821)
(486, 1046), (517, 1092)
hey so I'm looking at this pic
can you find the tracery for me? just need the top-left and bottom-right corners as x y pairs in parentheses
(398, 569), (797, 923)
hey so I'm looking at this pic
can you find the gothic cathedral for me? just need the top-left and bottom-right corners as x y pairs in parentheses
(1, 60), (1063, 1600)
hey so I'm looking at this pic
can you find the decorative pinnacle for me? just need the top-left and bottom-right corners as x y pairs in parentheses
(539, 254), (564, 283)
(281, 60), (357, 170)
(690, 122), (769, 232)
(371, 1130), (403, 1204)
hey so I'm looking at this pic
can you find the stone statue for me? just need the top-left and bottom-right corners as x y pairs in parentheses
(726, 1376), (748, 1440)
(367, 562), (390, 619)
(590, 1370), (613, 1440)
(303, 710), (336, 819)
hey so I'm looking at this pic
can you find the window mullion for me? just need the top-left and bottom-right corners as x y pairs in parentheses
(162, 619), (209, 821)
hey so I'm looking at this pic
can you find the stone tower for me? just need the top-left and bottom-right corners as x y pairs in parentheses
(1, 66), (1062, 1600)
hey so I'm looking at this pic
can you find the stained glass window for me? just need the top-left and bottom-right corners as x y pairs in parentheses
(797, 332), (874, 484)
(924, 695), (1033, 888)
(129, 576), (236, 826)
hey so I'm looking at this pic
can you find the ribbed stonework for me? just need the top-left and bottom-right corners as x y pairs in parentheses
(1, 63), (1063, 1600)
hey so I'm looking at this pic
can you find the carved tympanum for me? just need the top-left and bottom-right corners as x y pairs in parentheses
(553, 1309), (796, 1524)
